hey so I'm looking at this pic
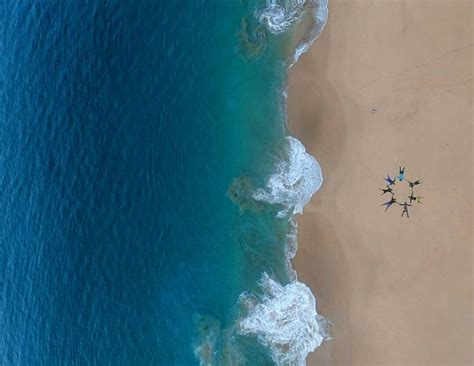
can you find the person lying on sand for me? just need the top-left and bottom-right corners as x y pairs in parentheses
(398, 166), (405, 181)
(399, 201), (412, 218)
(379, 186), (394, 195)
(408, 192), (423, 204)
(407, 179), (422, 188)
(381, 197), (397, 211)
(384, 175), (396, 186)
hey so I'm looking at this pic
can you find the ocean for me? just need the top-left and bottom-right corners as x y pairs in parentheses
(1, 1), (328, 365)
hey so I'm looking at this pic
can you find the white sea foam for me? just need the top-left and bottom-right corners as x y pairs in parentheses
(256, 0), (308, 34)
(256, 0), (328, 65)
(253, 136), (323, 217)
(229, 2), (330, 365)
(290, 0), (328, 65)
(238, 273), (329, 366)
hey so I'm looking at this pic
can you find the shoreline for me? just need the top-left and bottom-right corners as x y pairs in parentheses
(288, 1), (472, 365)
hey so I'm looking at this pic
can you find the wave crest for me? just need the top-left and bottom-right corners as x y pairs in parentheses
(226, 3), (330, 365)
(238, 273), (329, 366)
(256, 0), (329, 64)
(256, 0), (307, 34)
(253, 136), (323, 217)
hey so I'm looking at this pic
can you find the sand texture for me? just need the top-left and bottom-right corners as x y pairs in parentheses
(288, 1), (473, 365)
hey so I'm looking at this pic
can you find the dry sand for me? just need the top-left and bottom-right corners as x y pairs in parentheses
(288, 1), (473, 365)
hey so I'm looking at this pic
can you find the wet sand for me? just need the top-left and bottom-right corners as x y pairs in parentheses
(288, 1), (473, 365)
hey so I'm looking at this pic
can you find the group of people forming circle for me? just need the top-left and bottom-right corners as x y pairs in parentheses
(380, 167), (423, 218)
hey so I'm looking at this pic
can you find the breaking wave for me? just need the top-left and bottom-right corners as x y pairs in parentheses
(256, 0), (328, 65)
(238, 273), (330, 366)
(236, 135), (328, 365)
(227, 134), (328, 365)
(256, 0), (308, 34)
(253, 136), (323, 218)
(197, 1), (330, 365)
(235, 1), (330, 363)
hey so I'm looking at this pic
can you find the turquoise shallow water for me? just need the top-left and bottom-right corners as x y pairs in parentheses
(1, 1), (328, 364)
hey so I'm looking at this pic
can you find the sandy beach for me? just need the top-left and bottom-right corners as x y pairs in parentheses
(288, 1), (473, 365)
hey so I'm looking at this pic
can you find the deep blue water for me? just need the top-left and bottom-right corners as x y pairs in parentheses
(1, 1), (327, 365)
